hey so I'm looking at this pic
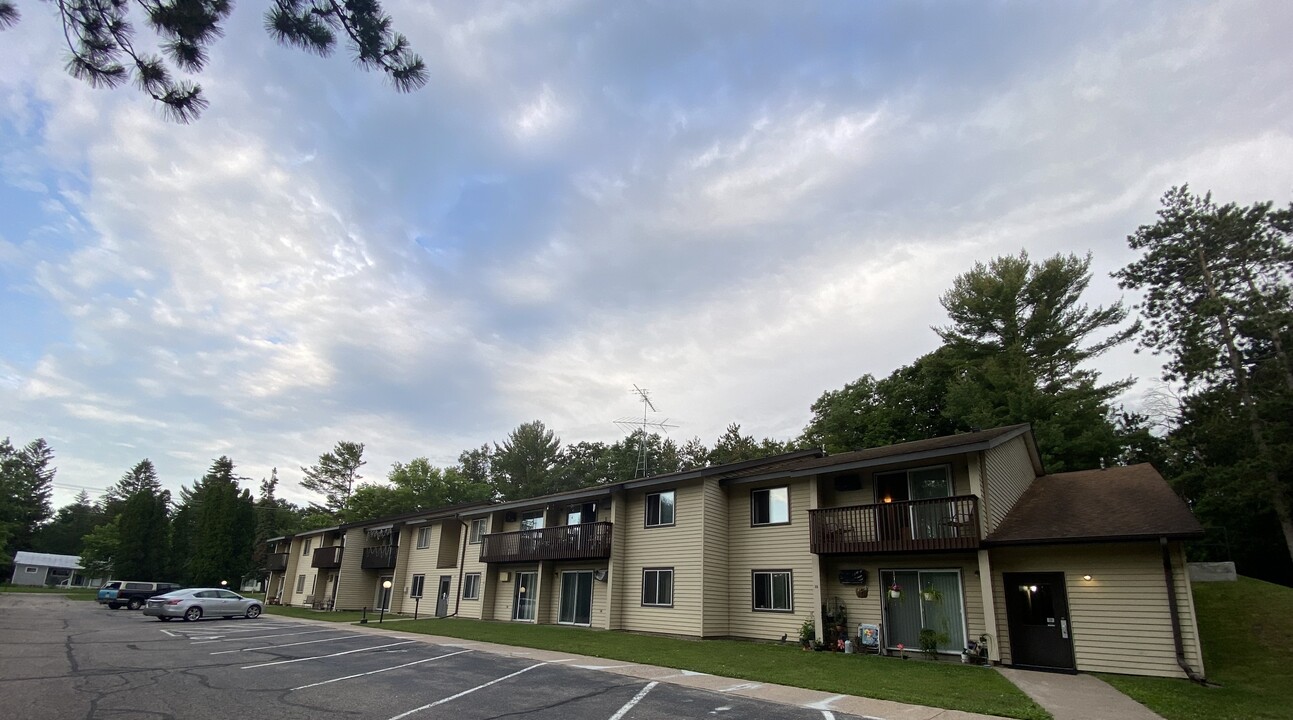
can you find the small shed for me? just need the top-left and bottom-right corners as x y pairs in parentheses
(9, 552), (101, 587)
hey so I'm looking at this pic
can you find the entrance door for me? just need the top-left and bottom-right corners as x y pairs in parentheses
(377, 575), (393, 612)
(513, 571), (537, 621)
(558, 571), (593, 625)
(436, 576), (451, 617)
(1003, 572), (1075, 671)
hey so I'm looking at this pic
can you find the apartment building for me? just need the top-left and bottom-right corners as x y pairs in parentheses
(263, 424), (1205, 679)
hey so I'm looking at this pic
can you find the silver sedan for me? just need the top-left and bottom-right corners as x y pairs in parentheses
(143, 588), (263, 622)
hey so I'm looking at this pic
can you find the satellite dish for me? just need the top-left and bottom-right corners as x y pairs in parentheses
(593, 569), (608, 582)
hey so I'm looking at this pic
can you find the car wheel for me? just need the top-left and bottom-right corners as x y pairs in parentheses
(108, 603), (121, 610)
(127, 599), (143, 611)
(183, 607), (203, 622)
(245, 605), (262, 619)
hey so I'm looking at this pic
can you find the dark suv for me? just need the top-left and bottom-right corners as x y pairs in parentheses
(97, 581), (183, 610)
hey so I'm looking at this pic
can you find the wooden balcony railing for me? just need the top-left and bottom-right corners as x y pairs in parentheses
(480, 522), (613, 563)
(361, 545), (398, 570)
(265, 553), (288, 572)
(311, 545), (344, 569)
(810, 496), (980, 554)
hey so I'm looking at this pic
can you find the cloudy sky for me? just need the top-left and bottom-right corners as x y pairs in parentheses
(2, 0), (1291, 509)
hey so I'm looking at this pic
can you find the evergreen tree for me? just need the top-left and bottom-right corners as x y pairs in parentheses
(112, 460), (171, 580)
(677, 437), (710, 470)
(491, 421), (562, 500)
(0, 437), (56, 576)
(708, 424), (763, 465)
(181, 457), (256, 586)
(0, 0), (427, 122)
(32, 491), (106, 556)
(300, 441), (365, 516)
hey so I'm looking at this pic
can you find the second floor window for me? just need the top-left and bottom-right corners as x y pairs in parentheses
(645, 490), (676, 527)
(469, 518), (487, 544)
(520, 510), (545, 531)
(416, 527), (430, 549)
(751, 487), (790, 525)
(302, 538), (312, 556)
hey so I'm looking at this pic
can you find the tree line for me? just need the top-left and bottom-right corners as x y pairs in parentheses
(3, 186), (1290, 585)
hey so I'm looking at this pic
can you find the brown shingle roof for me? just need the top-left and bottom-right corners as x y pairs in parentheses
(717, 424), (1036, 482)
(985, 464), (1203, 545)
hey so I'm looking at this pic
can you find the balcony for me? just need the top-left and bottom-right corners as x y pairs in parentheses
(265, 553), (288, 572)
(311, 546), (344, 569)
(810, 496), (980, 554)
(361, 544), (399, 570)
(480, 522), (613, 563)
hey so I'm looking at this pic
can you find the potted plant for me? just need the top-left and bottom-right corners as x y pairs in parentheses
(896, 642), (907, 660)
(888, 582), (902, 599)
(799, 613), (816, 650)
(921, 584), (942, 602)
(918, 627), (949, 659)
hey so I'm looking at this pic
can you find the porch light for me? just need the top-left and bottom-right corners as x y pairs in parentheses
(1082, 574), (1093, 581)
(883, 494), (893, 503)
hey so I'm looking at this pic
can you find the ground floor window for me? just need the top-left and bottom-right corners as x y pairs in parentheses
(752, 570), (793, 612)
(410, 574), (425, 598)
(642, 568), (673, 607)
(881, 569), (966, 652)
(463, 573), (481, 600)
(295, 574), (305, 593)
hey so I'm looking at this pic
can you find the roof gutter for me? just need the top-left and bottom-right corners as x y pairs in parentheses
(1160, 536), (1206, 684)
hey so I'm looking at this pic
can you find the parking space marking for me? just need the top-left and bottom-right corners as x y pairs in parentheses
(241, 640), (416, 669)
(193, 628), (334, 645)
(290, 649), (473, 690)
(211, 634), (361, 654)
(607, 681), (658, 720)
(821, 713), (835, 720)
(386, 662), (548, 720)
(719, 682), (763, 692)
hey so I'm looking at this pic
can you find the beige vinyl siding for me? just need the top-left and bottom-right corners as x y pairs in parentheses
(990, 542), (1203, 678)
(492, 564), (538, 621)
(726, 479), (815, 640)
(618, 481), (706, 636)
(982, 436), (1037, 533)
(333, 530), (379, 611)
(700, 479), (730, 636)
(458, 514), (492, 619)
(542, 562), (610, 626)
(819, 554), (985, 649)
(281, 537), (307, 606)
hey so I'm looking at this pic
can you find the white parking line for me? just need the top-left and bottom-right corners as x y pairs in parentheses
(608, 681), (658, 720)
(241, 640), (416, 669)
(211, 634), (361, 654)
(291, 649), (473, 690)
(193, 628), (334, 645)
(386, 662), (547, 720)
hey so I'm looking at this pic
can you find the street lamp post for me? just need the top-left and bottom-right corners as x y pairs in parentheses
(379, 580), (392, 623)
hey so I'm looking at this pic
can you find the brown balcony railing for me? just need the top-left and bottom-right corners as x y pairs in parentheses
(810, 496), (980, 554)
(311, 545), (344, 569)
(361, 544), (398, 570)
(480, 522), (613, 563)
(265, 553), (288, 572)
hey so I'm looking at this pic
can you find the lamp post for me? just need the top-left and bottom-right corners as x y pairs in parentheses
(220, 580), (227, 588)
(379, 580), (392, 623)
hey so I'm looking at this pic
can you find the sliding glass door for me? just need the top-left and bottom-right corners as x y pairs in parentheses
(558, 571), (594, 625)
(881, 569), (966, 652)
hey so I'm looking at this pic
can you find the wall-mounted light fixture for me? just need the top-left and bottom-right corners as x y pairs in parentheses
(1082, 574), (1093, 582)
(883, 494), (893, 503)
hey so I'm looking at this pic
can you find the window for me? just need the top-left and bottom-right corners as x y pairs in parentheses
(469, 518), (487, 544)
(24, 566), (37, 573)
(642, 568), (674, 607)
(410, 574), (425, 598)
(302, 538), (313, 556)
(416, 527), (430, 549)
(565, 501), (597, 525)
(520, 510), (545, 530)
(645, 490), (676, 527)
(751, 487), (790, 525)
(295, 575), (306, 593)
(752, 570), (793, 612)
(463, 573), (481, 600)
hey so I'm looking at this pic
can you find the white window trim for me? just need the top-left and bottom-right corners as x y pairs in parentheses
(752, 569), (794, 613)
(645, 490), (676, 528)
(469, 518), (487, 544)
(302, 538), (313, 556)
(410, 574), (425, 598)
(751, 486), (791, 526)
(416, 527), (431, 549)
(463, 573), (481, 600)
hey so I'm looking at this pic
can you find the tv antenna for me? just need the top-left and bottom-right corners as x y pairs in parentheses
(614, 385), (678, 478)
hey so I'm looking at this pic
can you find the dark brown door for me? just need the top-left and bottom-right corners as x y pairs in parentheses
(1004, 572), (1075, 671)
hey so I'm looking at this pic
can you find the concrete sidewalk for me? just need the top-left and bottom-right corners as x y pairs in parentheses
(280, 614), (1012, 719)
(996, 667), (1164, 720)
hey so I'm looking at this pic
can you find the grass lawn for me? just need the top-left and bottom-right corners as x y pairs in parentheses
(388, 618), (1049, 720)
(1100, 576), (1292, 720)
(0, 584), (98, 601)
(263, 605), (368, 623)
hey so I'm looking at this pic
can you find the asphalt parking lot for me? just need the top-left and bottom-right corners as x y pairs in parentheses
(0, 594), (865, 720)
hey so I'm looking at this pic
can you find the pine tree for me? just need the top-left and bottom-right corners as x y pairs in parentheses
(112, 460), (171, 580)
(300, 441), (366, 516)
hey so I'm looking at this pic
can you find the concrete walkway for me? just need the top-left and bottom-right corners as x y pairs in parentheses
(996, 667), (1165, 720)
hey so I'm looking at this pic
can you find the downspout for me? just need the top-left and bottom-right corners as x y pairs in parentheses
(1160, 537), (1206, 684)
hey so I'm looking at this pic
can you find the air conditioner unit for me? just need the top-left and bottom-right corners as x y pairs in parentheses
(593, 569), (609, 582)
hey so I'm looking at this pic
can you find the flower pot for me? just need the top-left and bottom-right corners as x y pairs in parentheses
(855, 586), (869, 598)
(889, 590), (901, 599)
(922, 591), (936, 601)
